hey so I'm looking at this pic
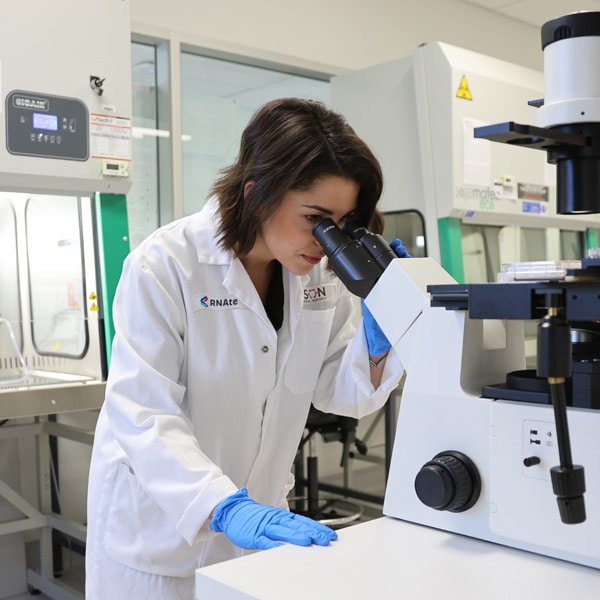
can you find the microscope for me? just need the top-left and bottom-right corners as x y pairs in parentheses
(314, 11), (600, 569)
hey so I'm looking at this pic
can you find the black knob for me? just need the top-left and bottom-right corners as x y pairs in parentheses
(414, 451), (481, 512)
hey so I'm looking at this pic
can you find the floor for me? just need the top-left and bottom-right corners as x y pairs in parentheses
(9, 544), (86, 599)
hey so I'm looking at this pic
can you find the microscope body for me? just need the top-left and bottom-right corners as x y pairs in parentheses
(314, 10), (600, 568)
(367, 258), (600, 568)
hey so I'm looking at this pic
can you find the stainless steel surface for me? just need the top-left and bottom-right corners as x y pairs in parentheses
(0, 376), (105, 419)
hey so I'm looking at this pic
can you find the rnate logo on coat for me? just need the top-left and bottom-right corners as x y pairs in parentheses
(303, 284), (337, 304)
(194, 294), (240, 311)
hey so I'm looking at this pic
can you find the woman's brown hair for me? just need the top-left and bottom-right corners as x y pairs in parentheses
(210, 97), (383, 255)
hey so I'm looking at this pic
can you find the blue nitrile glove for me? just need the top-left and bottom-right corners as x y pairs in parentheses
(210, 488), (338, 550)
(390, 238), (411, 258)
(362, 300), (392, 356)
(362, 238), (411, 356)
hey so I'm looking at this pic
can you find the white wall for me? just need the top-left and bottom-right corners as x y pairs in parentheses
(130, 0), (543, 75)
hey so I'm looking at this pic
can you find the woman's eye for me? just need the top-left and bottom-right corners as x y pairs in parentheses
(306, 214), (323, 223)
(340, 213), (356, 226)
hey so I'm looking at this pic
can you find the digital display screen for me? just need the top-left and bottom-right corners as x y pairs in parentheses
(33, 112), (58, 131)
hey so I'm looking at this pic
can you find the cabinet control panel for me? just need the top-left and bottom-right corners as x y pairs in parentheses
(6, 90), (88, 161)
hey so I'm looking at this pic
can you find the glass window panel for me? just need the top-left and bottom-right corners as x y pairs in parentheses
(181, 54), (330, 216)
(560, 230), (584, 260)
(0, 195), (22, 355)
(129, 42), (160, 249)
(382, 210), (426, 258)
(460, 224), (502, 283)
(520, 227), (546, 262)
(26, 196), (88, 357)
(457, 225), (586, 283)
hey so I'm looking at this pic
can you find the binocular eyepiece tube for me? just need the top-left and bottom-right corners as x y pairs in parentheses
(344, 225), (397, 271)
(312, 218), (395, 298)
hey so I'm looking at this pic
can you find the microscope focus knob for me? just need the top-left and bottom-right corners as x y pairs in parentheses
(414, 451), (481, 512)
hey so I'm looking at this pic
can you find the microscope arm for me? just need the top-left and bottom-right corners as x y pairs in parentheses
(364, 258), (456, 367)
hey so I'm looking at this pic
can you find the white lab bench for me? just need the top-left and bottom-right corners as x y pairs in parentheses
(195, 516), (600, 599)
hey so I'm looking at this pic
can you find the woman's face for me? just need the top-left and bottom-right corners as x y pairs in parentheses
(252, 175), (359, 276)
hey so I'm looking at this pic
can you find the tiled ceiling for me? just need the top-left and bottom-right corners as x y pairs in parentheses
(462, 0), (600, 28)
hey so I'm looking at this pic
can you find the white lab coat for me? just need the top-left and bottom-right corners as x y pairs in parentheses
(85, 198), (402, 596)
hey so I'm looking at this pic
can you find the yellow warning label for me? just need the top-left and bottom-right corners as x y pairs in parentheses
(90, 303), (99, 312)
(89, 292), (97, 300)
(456, 75), (472, 100)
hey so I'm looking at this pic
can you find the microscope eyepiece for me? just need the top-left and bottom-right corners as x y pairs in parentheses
(312, 218), (384, 298)
(312, 219), (352, 257)
(344, 224), (397, 270)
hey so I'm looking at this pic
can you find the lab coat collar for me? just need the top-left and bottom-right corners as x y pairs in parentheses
(287, 270), (310, 328)
(222, 260), (310, 332)
(193, 196), (310, 330)
(193, 197), (232, 267)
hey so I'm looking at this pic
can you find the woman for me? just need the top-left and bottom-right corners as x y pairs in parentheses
(86, 98), (404, 597)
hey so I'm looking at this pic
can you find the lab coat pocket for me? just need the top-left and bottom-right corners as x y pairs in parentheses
(104, 463), (204, 577)
(284, 307), (334, 393)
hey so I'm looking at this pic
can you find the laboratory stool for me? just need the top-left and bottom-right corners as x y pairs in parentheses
(290, 406), (365, 527)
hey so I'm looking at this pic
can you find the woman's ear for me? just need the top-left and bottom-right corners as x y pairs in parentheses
(243, 181), (255, 198)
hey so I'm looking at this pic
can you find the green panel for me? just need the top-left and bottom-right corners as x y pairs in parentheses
(96, 193), (130, 367)
(585, 228), (599, 256)
(438, 217), (464, 283)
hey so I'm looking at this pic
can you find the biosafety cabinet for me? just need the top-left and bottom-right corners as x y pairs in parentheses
(0, 1), (132, 598)
(332, 42), (600, 284)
